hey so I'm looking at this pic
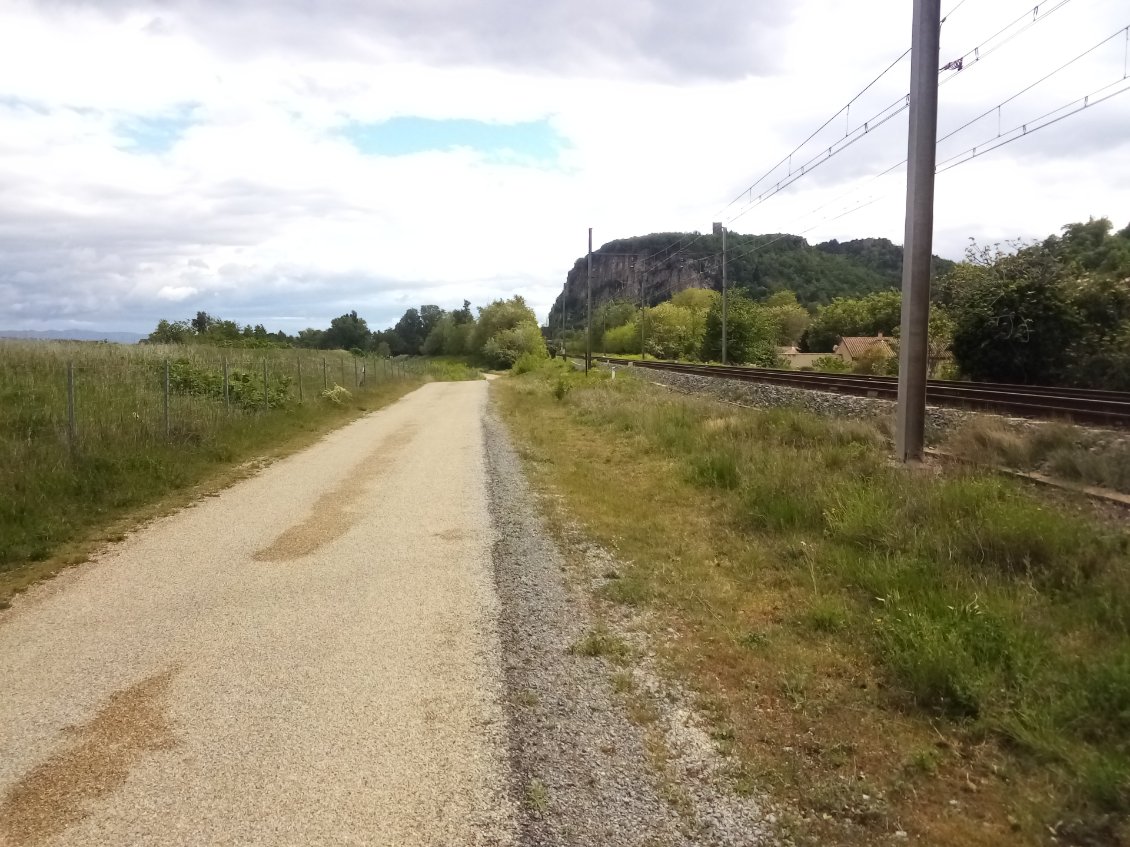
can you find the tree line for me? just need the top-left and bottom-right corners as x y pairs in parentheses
(577, 217), (1130, 389)
(145, 296), (548, 369)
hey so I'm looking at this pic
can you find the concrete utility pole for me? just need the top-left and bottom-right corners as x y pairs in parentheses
(721, 227), (728, 365)
(895, 0), (942, 462)
(585, 227), (593, 373)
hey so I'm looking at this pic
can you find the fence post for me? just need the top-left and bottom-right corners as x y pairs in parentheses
(262, 360), (269, 412)
(66, 361), (76, 452)
(341, 358), (346, 387)
(164, 358), (170, 438)
(297, 359), (303, 403)
(223, 358), (230, 411)
(354, 359), (359, 388)
(323, 358), (328, 390)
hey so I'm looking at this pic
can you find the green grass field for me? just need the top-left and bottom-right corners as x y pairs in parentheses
(0, 341), (478, 599)
(498, 360), (1130, 846)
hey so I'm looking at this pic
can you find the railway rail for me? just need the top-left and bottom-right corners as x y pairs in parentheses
(593, 356), (1130, 427)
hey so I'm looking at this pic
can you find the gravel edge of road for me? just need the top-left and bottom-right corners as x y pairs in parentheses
(484, 404), (780, 847)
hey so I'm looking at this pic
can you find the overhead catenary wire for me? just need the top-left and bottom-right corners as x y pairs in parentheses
(938, 25), (1130, 145)
(609, 0), (1109, 322)
(935, 75), (1130, 173)
(634, 0), (1075, 283)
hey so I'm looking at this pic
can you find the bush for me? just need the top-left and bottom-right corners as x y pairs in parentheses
(320, 384), (352, 405)
(812, 355), (850, 373)
(482, 322), (548, 368)
(511, 353), (545, 375)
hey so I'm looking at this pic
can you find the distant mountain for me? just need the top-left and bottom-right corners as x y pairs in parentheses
(0, 329), (144, 343)
(549, 232), (956, 329)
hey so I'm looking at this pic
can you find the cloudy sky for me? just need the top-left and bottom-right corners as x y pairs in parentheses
(1, 0), (1127, 334)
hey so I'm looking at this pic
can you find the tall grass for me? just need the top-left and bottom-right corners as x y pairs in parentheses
(0, 341), (436, 586)
(503, 366), (1130, 838)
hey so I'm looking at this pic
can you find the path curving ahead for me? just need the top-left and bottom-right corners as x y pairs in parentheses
(0, 380), (515, 847)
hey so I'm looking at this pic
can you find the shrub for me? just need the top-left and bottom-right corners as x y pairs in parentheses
(511, 353), (545, 375)
(320, 385), (352, 405)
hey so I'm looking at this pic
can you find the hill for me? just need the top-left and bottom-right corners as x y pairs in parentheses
(0, 329), (144, 343)
(549, 232), (955, 327)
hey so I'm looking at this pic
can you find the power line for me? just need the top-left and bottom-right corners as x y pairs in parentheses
(723, 0), (1081, 229)
(938, 24), (1130, 145)
(720, 47), (912, 214)
(629, 0), (1084, 288)
(936, 75), (1130, 173)
(938, 0), (1078, 84)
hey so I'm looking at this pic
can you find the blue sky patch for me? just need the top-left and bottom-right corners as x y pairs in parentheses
(340, 117), (564, 162)
(115, 112), (195, 154)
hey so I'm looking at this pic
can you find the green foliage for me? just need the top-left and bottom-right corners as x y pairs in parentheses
(701, 294), (780, 365)
(322, 311), (371, 351)
(0, 342), (423, 578)
(481, 321), (547, 369)
(812, 355), (850, 373)
(941, 219), (1130, 387)
(511, 353), (545, 375)
(803, 290), (902, 353)
(603, 321), (641, 354)
(511, 371), (1130, 822)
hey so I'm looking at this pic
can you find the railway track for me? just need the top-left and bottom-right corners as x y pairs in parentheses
(593, 357), (1130, 427)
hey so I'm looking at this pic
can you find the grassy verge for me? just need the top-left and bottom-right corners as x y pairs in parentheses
(943, 417), (1130, 494)
(496, 360), (1130, 847)
(0, 341), (451, 604)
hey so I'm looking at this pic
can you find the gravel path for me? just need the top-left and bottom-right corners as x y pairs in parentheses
(0, 381), (515, 847)
(1, 378), (774, 847)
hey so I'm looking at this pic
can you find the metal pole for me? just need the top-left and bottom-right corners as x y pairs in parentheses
(323, 357), (328, 390)
(262, 360), (269, 412)
(66, 361), (76, 452)
(297, 359), (303, 403)
(223, 358), (230, 411)
(585, 227), (593, 373)
(895, 0), (942, 462)
(340, 358), (346, 387)
(163, 359), (170, 438)
(721, 227), (728, 365)
(354, 359), (359, 387)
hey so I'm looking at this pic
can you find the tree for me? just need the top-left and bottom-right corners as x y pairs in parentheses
(322, 311), (371, 351)
(644, 302), (698, 359)
(473, 297), (539, 352)
(761, 290), (811, 346)
(803, 290), (902, 352)
(481, 323), (547, 368)
(191, 311), (213, 335)
(452, 299), (474, 325)
(393, 308), (425, 354)
(419, 305), (445, 341)
(701, 294), (779, 365)
(295, 328), (325, 348)
(947, 244), (1079, 384)
(145, 319), (192, 344)
(371, 329), (406, 356)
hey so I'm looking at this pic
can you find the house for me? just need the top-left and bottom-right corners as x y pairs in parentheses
(834, 334), (895, 366)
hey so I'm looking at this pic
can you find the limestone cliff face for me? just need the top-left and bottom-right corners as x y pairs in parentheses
(549, 241), (722, 330)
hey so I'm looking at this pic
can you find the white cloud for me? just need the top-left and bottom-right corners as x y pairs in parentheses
(157, 285), (199, 302)
(0, 0), (1127, 333)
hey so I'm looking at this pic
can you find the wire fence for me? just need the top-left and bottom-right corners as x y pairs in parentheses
(0, 341), (423, 459)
